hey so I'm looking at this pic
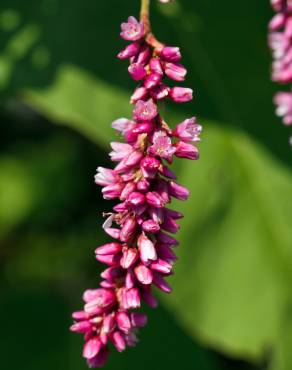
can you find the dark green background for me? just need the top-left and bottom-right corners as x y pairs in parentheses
(0, 1), (291, 370)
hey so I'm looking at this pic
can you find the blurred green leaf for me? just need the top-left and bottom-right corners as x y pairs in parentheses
(164, 125), (292, 362)
(22, 64), (292, 367)
(23, 65), (131, 147)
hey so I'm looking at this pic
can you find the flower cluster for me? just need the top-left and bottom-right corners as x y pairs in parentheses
(71, 14), (201, 368)
(269, 0), (292, 125)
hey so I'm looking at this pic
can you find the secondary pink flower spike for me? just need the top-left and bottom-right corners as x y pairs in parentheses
(269, 0), (292, 131)
(71, 0), (202, 367)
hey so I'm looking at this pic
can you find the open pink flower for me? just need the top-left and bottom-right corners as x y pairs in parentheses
(120, 16), (144, 41)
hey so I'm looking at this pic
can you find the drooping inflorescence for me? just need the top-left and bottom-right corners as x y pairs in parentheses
(269, 0), (292, 127)
(70, 5), (202, 368)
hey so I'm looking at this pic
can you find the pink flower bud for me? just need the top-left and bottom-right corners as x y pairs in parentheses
(175, 141), (199, 160)
(128, 63), (147, 81)
(120, 287), (141, 309)
(136, 45), (151, 65)
(150, 58), (164, 75)
(100, 267), (123, 281)
(169, 181), (189, 200)
(150, 259), (173, 274)
(95, 253), (121, 266)
(161, 217), (180, 233)
(138, 232), (157, 263)
(83, 337), (103, 359)
(150, 84), (169, 100)
(125, 271), (136, 289)
(142, 219), (160, 233)
(153, 273), (172, 293)
(160, 46), (181, 62)
(169, 87), (193, 103)
(95, 243), (122, 256)
(134, 264), (154, 285)
(102, 183), (124, 200)
(144, 72), (162, 89)
(157, 231), (178, 246)
(72, 310), (89, 321)
(87, 347), (109, 368)
(130, 86), (149, 104)
(130, 313), (148, 327)
(112, 331), (126, 352)
(164, 62), (187, 81)
(120, 248), (139, 269)
(110, 142), (132, 161)
(102, 313), (116, 334)
(146, 191), (165, 208)
(158, 165), (177, 179)
(120, 217), (137, 242)
(117, 42), (140, 59)
(116, 311), (132, 333)
(127, 191), (146, 206)
(141, 288), (158, 308)
(137, 178), (151, 191)
(70, 321), (92, 333)
(120, 16), (144, 41)
(95, 167), (118, 186)
(120, 182), (136, 201)
(131, 122), (153, 135)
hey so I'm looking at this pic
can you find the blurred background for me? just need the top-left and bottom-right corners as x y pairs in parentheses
(1, 0), (292, 369)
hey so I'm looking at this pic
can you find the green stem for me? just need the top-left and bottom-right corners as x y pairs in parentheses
(140, 0), (151, 34)
(140, 0), (164, 49)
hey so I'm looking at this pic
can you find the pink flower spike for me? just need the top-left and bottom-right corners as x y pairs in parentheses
(174, 117), (202, 142)
(169, 87), (193, 103)
(148, 131), (176, 162)
(133, 99), (158, 121)
(120, 16), (144, 41)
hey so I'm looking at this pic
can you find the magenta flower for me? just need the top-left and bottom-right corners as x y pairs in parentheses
(274, 90), (292, 124)
(71, 4), (202, 368)
(120, 16), (144, 41)
(268, 0), (292, 132)
(133, 99), (158, 121)
(148, 130), (176, 162)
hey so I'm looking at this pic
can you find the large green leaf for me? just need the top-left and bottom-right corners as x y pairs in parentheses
(21, 64), (292, 369)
